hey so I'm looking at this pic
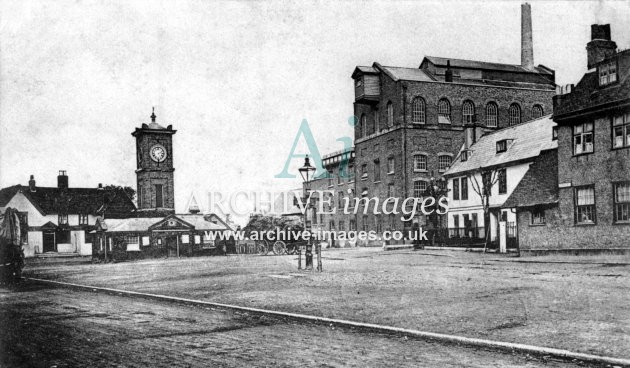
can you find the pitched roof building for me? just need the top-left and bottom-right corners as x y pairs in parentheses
(443, 115), (557, 251)
(517, 24), (630, 255)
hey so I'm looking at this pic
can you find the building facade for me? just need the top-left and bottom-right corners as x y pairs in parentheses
(514, 24), (630, 254)
(343, 4), (555, 238)
(444, 116), (557, 252)
(306, 148), (358, 246)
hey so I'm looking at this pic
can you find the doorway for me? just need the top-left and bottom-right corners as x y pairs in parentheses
(43, 232), (55, 252)
(165, 236), (178, 257)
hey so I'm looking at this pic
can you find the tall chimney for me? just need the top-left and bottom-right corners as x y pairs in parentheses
(521, 3), (534, 71)
(28, 175), (36, 192)
(57, 170), (68, 190)
(586, 24), (617, 69)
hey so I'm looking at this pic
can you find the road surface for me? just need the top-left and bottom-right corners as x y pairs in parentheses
(0, 281), (593, 367)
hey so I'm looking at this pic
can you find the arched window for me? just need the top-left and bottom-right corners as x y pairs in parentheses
(438, 98), (451, 124)
(508, 103), (521, 126)
(485, 102), (498, 127)
(532, 104), (544, 119)
(361, 114), (367, 137)
(387, 102), (394, 127)
(462, 100), (475, 125)
(411, 97), (426, 124)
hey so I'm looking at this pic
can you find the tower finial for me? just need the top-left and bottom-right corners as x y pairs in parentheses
(150, 107), (156, 123)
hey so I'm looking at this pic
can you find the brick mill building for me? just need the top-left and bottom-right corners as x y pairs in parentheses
(512, 24), (630, 254)
(312, 4), (556, 243)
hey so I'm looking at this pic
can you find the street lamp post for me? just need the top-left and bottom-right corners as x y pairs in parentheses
(421, 175), (448, 248)
(298, 155), (316, 271)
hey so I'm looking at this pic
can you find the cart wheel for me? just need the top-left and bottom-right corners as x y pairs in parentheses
(272, 241), (287, 255)
(256, 240), (268, 255)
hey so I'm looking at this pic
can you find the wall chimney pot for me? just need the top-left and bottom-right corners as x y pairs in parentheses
(28, 175), (36, 192)
(586, 24), (617, 69)
(521, 3), (534, 71)
(57, 170), (68, 190)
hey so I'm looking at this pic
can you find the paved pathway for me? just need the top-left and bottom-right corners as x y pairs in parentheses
(0, 281), (593, 367)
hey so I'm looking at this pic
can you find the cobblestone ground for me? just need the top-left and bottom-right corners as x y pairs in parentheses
(0, 282), (594, 368)
(25, 248), (630, 359)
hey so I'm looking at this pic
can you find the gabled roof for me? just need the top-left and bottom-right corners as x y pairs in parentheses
(503, 149), (558, 208)
(100, 214), (226, 232)
(422, 56), (554, 75)
(0, 185), (136, 218)
(351, 66), (378, 79)
(444, 115), (556, 176)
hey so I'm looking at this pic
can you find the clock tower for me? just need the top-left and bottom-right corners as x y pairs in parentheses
(132, 108), (176, 214)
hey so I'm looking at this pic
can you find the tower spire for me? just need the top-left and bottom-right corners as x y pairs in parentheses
(150, 107), (156, 123)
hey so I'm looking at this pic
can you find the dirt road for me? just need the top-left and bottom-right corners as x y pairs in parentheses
(0, 281), (591, 368)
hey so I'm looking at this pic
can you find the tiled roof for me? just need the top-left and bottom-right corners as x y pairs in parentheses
(0, 185), (136, 218)
(444, 115), (557, 176)
(503, 149), (558, 208)
(179, 214), (227, 231)
(423, 56), (554, 75)
(554, 50), (630, 119)
(379, 66), (435, 82)
(105, 217), (162, 232)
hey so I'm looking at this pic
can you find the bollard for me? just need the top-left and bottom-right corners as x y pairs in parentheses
(305, 243), (313, 270)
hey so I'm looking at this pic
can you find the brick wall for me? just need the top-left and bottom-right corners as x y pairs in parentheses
(352, 73), (554, 235)
(519, 109), (630, 252)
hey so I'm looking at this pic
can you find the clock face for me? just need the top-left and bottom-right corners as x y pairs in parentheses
(150, 144), (167, 162)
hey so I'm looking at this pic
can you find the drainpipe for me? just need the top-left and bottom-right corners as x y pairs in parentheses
(402, 83), (408, 232)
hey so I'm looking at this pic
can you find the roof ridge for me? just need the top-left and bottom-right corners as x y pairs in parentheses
(472, 114), (553, 140)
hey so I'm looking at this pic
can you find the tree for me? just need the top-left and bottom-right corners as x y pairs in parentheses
(468, 167), (500, 252)
(419, 177), (449, 248)
(103, 185), (136, 202)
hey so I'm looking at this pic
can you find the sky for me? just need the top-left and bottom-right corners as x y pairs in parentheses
(1, 0), (629, 223)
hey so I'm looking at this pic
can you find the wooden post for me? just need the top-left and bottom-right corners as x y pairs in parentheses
(298, 245), (302, 270)
(316, 242), (322, 272)
(176, 235), (180, 257)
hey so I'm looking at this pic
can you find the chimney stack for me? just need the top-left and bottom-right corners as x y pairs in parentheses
(521, 3), (534, 71)
(57, 170), (68, 190)
(28, 175), (36, 192)
(586, 24), (617, 69)
(445, 60), (453, 82)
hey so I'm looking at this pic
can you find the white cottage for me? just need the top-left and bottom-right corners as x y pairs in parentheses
(0, 172), (136, 257)
(443, 115), (557, 252)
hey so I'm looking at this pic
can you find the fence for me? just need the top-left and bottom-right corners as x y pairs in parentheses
(426, 223), (517, 250)
(236, 241), (259, 255)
